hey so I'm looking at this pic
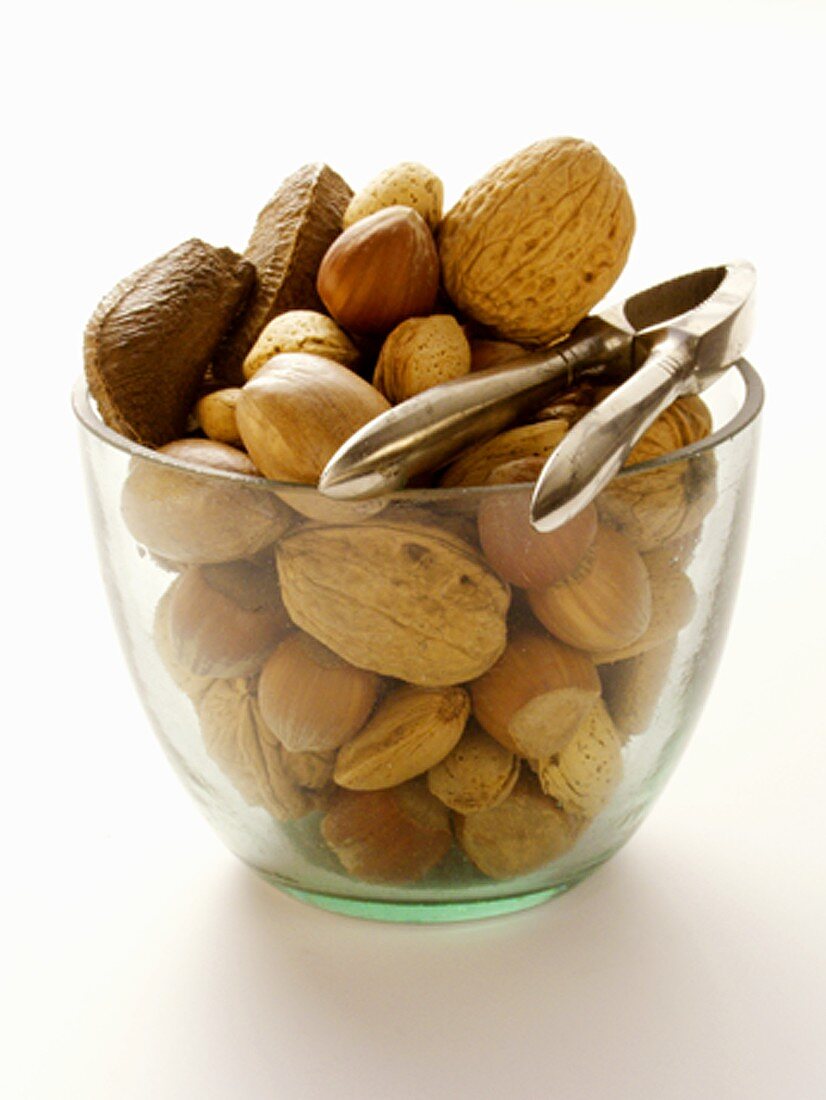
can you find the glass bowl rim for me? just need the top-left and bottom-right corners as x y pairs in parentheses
(71, 359), (764, 500)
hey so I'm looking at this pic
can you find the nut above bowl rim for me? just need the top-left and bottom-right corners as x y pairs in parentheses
(71, 361), (763, 497)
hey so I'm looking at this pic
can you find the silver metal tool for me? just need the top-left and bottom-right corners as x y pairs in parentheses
(318, 262), (756, 522)
(530, 260), (755, 531)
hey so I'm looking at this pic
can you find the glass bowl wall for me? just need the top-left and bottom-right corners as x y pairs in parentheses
(73, 362), (762, 922)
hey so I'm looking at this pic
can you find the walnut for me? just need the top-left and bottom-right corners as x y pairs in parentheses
(439, 137), (634, 345)
(197, 678), (318, 821)
(276, 519), (510, 685)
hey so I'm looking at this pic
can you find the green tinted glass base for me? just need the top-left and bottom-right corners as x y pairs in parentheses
(277, 882), (573, 923)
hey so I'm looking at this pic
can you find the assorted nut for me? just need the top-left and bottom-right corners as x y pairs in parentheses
(86, 140), (716, 888)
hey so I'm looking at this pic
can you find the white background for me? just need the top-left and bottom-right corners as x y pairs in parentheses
(3, 1), (826, 1097)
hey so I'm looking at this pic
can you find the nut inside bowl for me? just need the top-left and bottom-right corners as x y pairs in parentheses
(72, 361), (763, 922)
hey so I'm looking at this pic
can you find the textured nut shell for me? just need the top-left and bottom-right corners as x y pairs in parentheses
(534, 700), (623, 819)
(439, 137), (634, 344)
(153, 584), (215, 702)
(455, 773), (576, 879)
(198, 678), (317, 820)
(276, 520), (510, 686)
(344, 162), (444, 230)
(597, 397), (716, 551)
(236, 352), (390, 483)
(600, 639), (676, 740)
(257, 632), (380, 752)
(195, 388), (243, 446)
(212, 163), (353, 382)
(471, 629), (601, 758)
(478, 490), (598, 588)
(121, 438), (292, 564)
(167, 566), (289, 678)
(278, 746), (337, 791)
(373, 315), (471, 403)
(84, 239), (255, 445)
(321, 779), (452, 883)
(334, 684), (470, 790)
(241, 310), (359, 380)
(594, 561), (696, 664)
(599, 450), (718, 552)
(528, 526), (652, 655)
(469, 339), (526, 373)
(316, 206), (440, 335)
(440, 419), (568, 488)
(427, 724), (520, 814)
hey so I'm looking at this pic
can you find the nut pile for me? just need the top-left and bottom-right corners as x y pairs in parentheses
(85, 137), (715, 885)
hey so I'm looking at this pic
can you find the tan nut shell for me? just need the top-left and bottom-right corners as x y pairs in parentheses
(344, 162), (444, 231)
(528, 526), (652, 655)
(533, 700), (623, 820)
(121, 438), (292, 564)
(600, 639), (676, 740)
(195, 387), (243, 446)
(439, 137), (634, 344)
(198, 678), (317, 821)
(241, 310), (359, 380)
(257, 632), (380, 753)
(321, 778), (452, 883)
(597, 397), (716, 551)
(373, 315), (471, 403)
(478, 489), (598, 589)
(594, 559), (696, 664)
(455, 773), (576, 880)
(236, 352), (390, 483)
(276, 520), (510, 686)
(471, 629), (601, 758)
(153, 585), (214, 702)
(427, 724), (520, 814)
(166, 565), (290, 678)
(440, 419), (568, 488)
(334, 684), (470, 790)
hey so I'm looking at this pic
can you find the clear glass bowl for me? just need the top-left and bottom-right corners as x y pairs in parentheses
(73, 362), (763, 922)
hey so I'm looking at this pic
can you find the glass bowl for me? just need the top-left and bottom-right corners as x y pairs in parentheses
(73, 361), (763, 922)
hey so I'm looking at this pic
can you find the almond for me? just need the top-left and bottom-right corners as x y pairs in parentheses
(334, 684), (470, 790)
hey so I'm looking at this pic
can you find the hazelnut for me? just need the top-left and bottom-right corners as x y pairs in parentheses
(257, 632), (380, 753)
(470, 628), (601, 758)
(478, 489), (598, 589)
(600, 640), (676, 740)
(528, 526), (652, 655)
(321, 779), (453, 883)
(165, 565), (290, 679)
(593, 557), (696, 664)
(121, 438), (292, 564)
(316, 206), (440, 335)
